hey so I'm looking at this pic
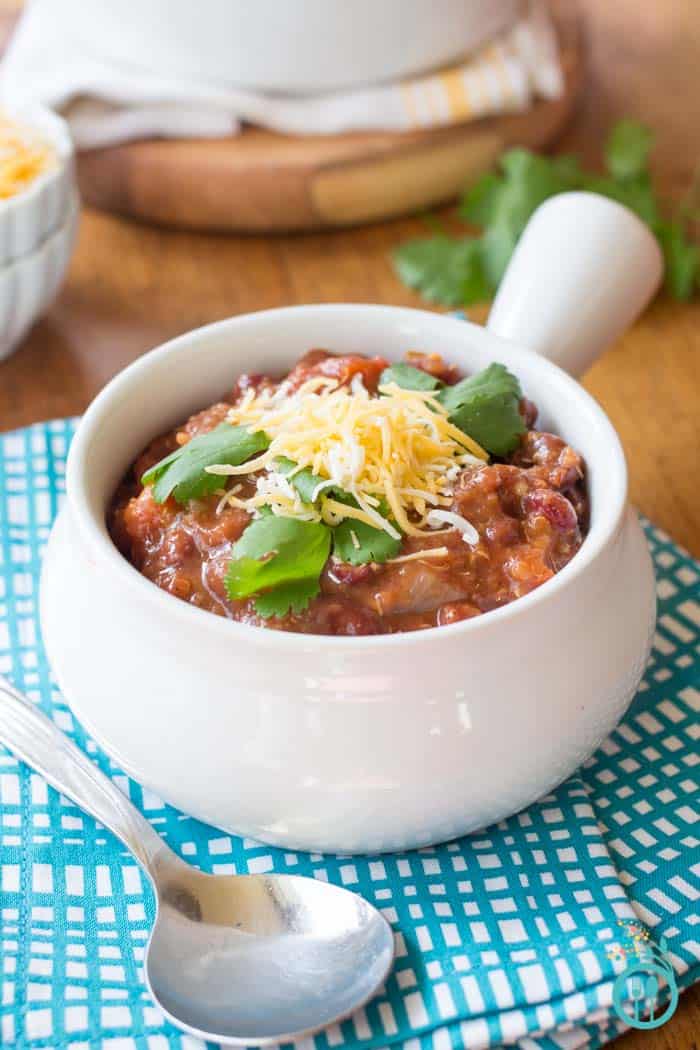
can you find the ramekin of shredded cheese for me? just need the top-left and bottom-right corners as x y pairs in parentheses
(0, 105), (75, 265)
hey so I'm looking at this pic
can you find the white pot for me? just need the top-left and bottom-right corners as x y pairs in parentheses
(0, 192), (79, 362)
(41, 194), (663, 853)
(58, 0), (520, 93)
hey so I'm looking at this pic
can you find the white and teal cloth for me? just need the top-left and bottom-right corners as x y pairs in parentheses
(0, 418), (698, 1050)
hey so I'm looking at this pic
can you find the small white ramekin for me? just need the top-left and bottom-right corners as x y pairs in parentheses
(0, 104), (76, 267)
(0, 192), (79, 362)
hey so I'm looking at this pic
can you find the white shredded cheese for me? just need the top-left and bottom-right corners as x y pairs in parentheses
(426, 509), (479, 545)
(388, 546), (451, 564)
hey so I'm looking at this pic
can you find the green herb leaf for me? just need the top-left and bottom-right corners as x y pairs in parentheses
(392, 235), (491, 306)
(253, 577), (322, 619)
(604, 119), (654, 180)
(549, 154), (587, 184)
(480, 222), (519, 288)
(333, 517), (401, 565)
(581, 172), (660, 226)
(142, 423), (269, 504)
(379, 362), (443, 392)
(657, 219), (700, 300)
(328, 491), (401, 565)
(438, 362), (525, 456)
(225, 515), (331, 615)
(275, 456), (328, 503)
(458, 248), (493, 304)
(459, 171), (503, 226)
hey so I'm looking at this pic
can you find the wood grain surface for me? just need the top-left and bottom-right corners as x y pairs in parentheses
(0, 1), (697, 1047)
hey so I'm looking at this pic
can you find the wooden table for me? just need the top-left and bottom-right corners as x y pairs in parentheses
(0, 1), (698, 1046)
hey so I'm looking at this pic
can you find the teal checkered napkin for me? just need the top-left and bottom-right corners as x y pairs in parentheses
(0, 419), (698, 1050)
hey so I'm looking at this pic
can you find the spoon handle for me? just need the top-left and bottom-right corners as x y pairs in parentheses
(0, 674), (169, 876)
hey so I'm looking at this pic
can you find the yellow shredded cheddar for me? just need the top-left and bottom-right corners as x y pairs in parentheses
(0, 115), (54, 200)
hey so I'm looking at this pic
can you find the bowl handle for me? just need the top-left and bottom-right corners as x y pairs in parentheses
(486, 192), (664, 378)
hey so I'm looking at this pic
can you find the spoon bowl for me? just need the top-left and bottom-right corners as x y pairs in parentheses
(0, 675), (395, 1045)
(146, 864), (394, 1044)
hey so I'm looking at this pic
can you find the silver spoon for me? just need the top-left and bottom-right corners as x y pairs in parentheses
(0, 675), (394, 1045)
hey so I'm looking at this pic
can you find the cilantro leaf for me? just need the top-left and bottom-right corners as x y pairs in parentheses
(327, 491), (401, 565)
(480, 222), (518, 288)
(459, 171), (503, 226)
(392, 235), (490, 306)
(275, 456), (328, 503)
(438, 363), (524, 456)
(379, 362), (443, 392)
(333, 516), (401, 565)
(142, 423), (269, 504)
(253, 577), (322, 619)
(657, 220), (700, 300)
(225, 515), (331, 615)
(458, 245), (493, 304)
(604, 120), (654, 180)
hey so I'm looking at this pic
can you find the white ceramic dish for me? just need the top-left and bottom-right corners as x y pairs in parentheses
(0, 104), (75, 266)
(58, 0), (519, 93)
(0, 192), (79, 363)
(41, 194), (663, 854)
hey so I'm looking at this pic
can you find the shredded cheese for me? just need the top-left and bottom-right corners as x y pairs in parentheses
(426, 509), (479, 545)
(207, 376), (486, 539)
(388, 546), (451, 564)
(0, 115), (54, 199)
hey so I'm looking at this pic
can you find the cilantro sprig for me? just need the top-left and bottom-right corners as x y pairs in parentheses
(393, 120), (699, 306)
(142, 423), (269, 504)
(252, 578), (323, 619)
(332, 515), (400, 566)
(330, 495), (401, 565)
(224, 462), (401, 616)
(225, 515), (331, 618)
(437, 364), (525, 456)
(392, 237), (490, 308)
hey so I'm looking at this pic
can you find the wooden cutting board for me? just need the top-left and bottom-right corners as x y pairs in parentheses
(3, 7), (583, 232)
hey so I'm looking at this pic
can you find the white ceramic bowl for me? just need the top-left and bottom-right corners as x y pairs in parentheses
(41, 195), (663, 853)
(0, 192), (79, 363)
(58, 0), (519, 93)
(0, 104), (75, 266)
